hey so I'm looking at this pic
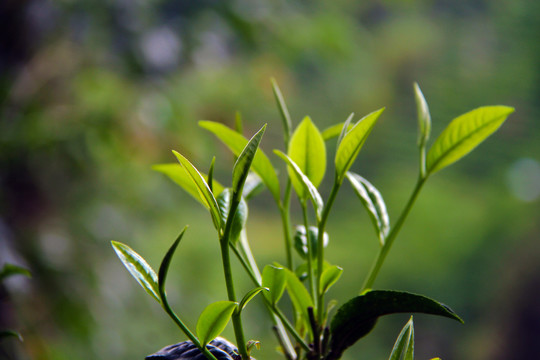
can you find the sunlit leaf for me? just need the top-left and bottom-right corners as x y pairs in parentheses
(153, 164), (224, 206)
(346, 172), (390, 246)
(414, 82), (431, 148)
(328, 290), (462, 359)
(172, 151), (222, 231)
(271, 78), (292, 141)
(232, 124), (266, 202)
(320, 265), (343, 295)
(217, 189), (248, 245)
(262, 265), (286, 305)
(335, 109), (384, 183)
(426, 106), (514, 175)
(0, 264), (31, 282)
(196, 301), (237, 346)
(237, 287), (269, 314)
(322, 119), (354, 141)
(336, 113), (355, 147)
(287, 116), (326, 198)
(199, 121), (280, 202)
(275, 150), (323, 220)
(111, 241), (160, 304)
(388, 317), (414, 360)
(243, 173), (265, 200)
(158, 227), (187, 297)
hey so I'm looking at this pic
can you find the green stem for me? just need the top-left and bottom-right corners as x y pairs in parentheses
(159, 294), (218, 360)
(280, 179), (294, 269)
(316, 181), (341, 323)
(361, 175), (428, 292)
(301, 201), (316, 303)
(272, 305), (311, 352)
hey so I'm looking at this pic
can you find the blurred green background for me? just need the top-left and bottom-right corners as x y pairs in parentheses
(1, 0), (539, 359)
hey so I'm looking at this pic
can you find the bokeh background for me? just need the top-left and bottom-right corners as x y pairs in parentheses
(1, 1), (539, 359)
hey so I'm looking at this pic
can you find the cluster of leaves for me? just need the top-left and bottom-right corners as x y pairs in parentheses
(112, 80), (513, 360)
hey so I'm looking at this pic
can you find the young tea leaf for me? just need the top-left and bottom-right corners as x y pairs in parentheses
(414, 82), (431, 148)
(271, 78), (293, 142)
(217, 189), (248, 245)
(172, 151), (222, 231)
(283, 267), (314, 324)
(158, 227), (188, 297)
(346, 172), (390, 246)
(287, 116), (327, 197)
(232, 124), (267, 202)
(0, 264), (31, 282)
(199, 121), (281, 202)
(328, 290), (462, 360)
(237, 287), (269, 314)
(320, 265), (343, 295)
(426, 106), (514, 175)
(152, 164), (224, 206)
(293, 225), (329, 260)
(335, 109), (384, 183)
(388, 317), (414, 360)
(274, 150), (324, 220)
(336, 113), (355, 147)
(322, 120), (353, 141)
(197, 301), (238, 346)
(111, 241), (160, 304)
(262, 265), (287, 305)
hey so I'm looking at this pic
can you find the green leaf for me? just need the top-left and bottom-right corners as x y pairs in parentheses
(283, 267), (314, 324)
(0, 264), (31, 282)
(335, 109), (384, 183)
(196, 301), (237, 346)
(287, 116), (326, 198)
(243, 173), (265, 200)
(426, 106), (514, 175)
(320, 265), (343, 295)
(271, 78), (293, 141)
(172, 151), (222, 231)
(208, 157), (216, 193)
(153, 164), (224, 205)
(274, 150), (323, 220)
(261, 265), (286, 305)
(199, 121), (281, 202)
(336, 113), (355, 147)
(217, 189), (248, 245)
(158, 227), (188, 298)
(346, 172), (390, 246)
(232, 124), (267, 202)
(0, 330), (23, 342)
(328, 290), (462, 360)
(111, 241), (160, 304)
(322, 119), (354, 141)
(237, 287), (269, 314)
(414, 82), (431, 148)
(293, 225), (329, 260)
(388, 317), (414, 360)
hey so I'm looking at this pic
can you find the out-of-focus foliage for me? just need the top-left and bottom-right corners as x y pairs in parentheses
(0, 0), (538, 359)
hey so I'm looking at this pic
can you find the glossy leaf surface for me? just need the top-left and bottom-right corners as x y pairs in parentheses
(232, 124), (266, 201)
(414, 82), (431, 147)
(199, 121), (280, 202)
(321, 119), (353, 141)
(173, 151), (222, 231)
(320, 265), (343, 295)
(346, 172), (390, 246)
(275, 150), (323, 219)
(426, 106), (514, 175)
(283, 267), (314, 323)
(197, 301), (238, 346)
(217, 189), (248, 245)
(237, 287), (268, 314)
(111, 241), (160, 303)
(388, 317), (414, 360)
(153, 164), (224, 205)
(328, 290), (462, 360)
(287, 116), (326, 197)
(335, 109), (384, 182)
(293, 225), (329, 260)
(262, 265), (286, 305)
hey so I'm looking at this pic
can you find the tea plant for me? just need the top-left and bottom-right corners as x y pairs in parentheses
(112, 81), (513, 360)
